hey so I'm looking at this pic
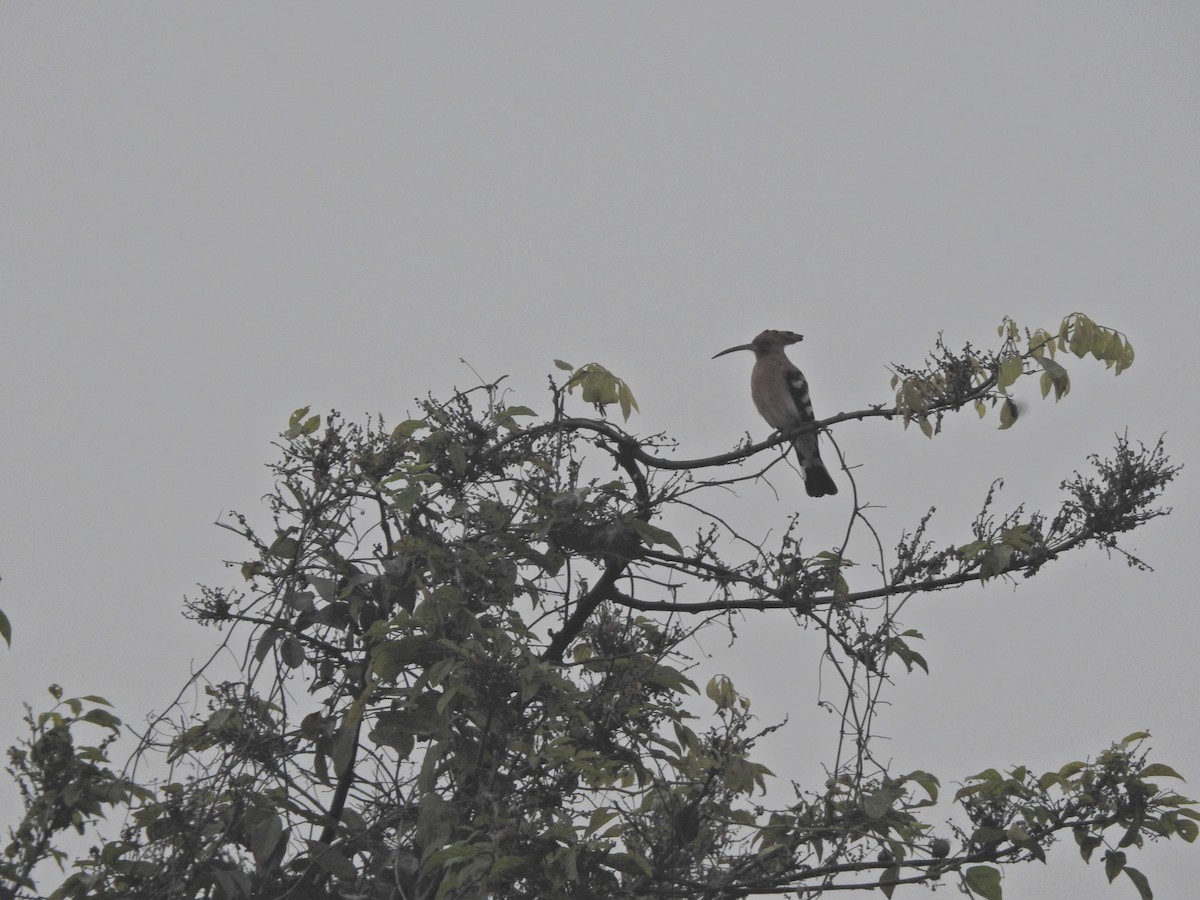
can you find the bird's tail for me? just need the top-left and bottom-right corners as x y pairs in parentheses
(792, 439), (838, 497)
(802, 462), (838, 497)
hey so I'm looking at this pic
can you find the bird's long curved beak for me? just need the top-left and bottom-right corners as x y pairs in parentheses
(712, 343), (756, 359)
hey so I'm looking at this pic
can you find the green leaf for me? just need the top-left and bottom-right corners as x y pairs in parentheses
(391, 483), (423, 513)
(572, 643), (593, 662)
(607, 851), (653, 877)
(1138, 763), (1184, 781)
(649, 664), (698, 694)
(553, 359), (574, 371)
(706, 675), (736, 710)
(863, 790), (892, 819)
(586, 807), (619, 837)
(980, 544), (1014, 581)
(1028, 328), (1054, 357)
(958, 539), (988, 560)
(1058, 315), (1073, 346)
(305, 575), (337, 603)
(1036, 356), (1070, 401)
(905, 770), (940, 803)
(565, 363), (638, 419)
(578, 370), (617, 406)
(879, 864), (901, 898)
(492, 405), (538, 432)
(285, 406), (321, 438)
(0, 608), (10, 646)
(888, 638), (929, 674)
(331, 717), (358, 777)
(251, 813), (284, 866)
(254, 628), (280, 663)
(627, 518), (684, 554)
(283, 589), (315, 612)
(307, 841), (358, 881)
(280, 636), (305, 669)
(367, 714), (415, 756)
(617, 383), (639, 421)
(1001, 523), (1035, 550)
(997, 356), (1023, 392)
(968, 767), (1004, 783)
(1124, 867), (1153, 900)
(1070, 317), (1094, 358)
(268, 532), (298, 559)
(1006, 824), (1032, 844)
(1091, 328), (1120, 363)
(998, 398), (1018, 430)
(1105, 849), (1127, 882)
(1076, 828), (1103, 862)
(1059, 760), (1087, 778)
(975, 399), (987, 419)
(1115, 339), (1135, 375)
(392, 419), (427, 439)
(80, 708), (121, 730)
(964, 864), (1002, 900)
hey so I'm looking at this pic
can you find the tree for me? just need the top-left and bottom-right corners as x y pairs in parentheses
(3, 314), (1193, 900)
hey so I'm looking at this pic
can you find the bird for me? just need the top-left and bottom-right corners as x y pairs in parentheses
(713, 329), (838, 497)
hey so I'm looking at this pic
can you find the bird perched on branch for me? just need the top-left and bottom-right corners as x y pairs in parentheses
(713, 329), (838, 497)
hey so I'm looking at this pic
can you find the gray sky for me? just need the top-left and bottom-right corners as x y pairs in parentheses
(3, 4), (1199, 895)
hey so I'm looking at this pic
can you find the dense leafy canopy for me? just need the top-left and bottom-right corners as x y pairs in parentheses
(2, 316), (1192, 900)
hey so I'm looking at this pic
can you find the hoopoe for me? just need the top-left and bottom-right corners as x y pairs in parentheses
(713, 329), (838, 497)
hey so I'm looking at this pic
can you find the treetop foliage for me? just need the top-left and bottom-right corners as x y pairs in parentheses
(2, 314), (1190, 900)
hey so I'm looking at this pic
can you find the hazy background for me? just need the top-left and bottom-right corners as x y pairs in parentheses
(3, 4), (1198, 895)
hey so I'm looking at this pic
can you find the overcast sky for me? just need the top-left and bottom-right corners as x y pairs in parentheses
(3, 4), (1199, 896)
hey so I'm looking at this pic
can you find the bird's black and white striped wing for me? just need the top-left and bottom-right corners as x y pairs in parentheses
(783, 367), (816, 427)
(784, 366), (838, 497)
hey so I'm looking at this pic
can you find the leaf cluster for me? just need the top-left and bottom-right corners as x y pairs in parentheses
(889, 313), (1133, 436)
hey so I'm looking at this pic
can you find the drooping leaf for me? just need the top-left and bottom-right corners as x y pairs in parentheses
(996, 356), (1023, 392)
(706, 675), (736, 710)
(1123, 866), (1153, 900)
(1115, 339), (1135, 375)
(998, 398), (1018, 430)
(879, 864), (901, 898)
(1105, 849), (1127, 882)
(250, 814), (284, 866)
(1036, 356), (1070, 401)
(904, 770), (940, 803)
(964, 864), (1003, 899)
(280, 635), (305, 669)
(80, 708), (121, 731)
